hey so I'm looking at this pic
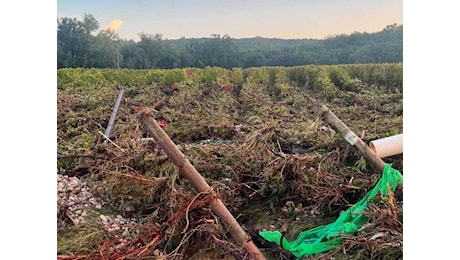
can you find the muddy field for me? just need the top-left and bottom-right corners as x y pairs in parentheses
(57, 66), (403, 259)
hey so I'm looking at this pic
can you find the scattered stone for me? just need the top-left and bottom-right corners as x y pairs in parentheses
(57, 182), (66, 192)
(99, 215), (108, 223)
(58, 174), (138, 236)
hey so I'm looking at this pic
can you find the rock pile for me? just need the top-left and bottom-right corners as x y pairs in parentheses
(57, 174), (136, 235)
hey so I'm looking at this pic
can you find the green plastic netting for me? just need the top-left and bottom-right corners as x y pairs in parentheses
(259, 163), (403, 259)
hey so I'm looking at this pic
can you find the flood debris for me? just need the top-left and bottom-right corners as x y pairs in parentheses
(57, 67), (402, 259)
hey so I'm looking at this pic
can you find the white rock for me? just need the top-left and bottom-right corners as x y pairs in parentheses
(99, 215), (108, 222)
(57, 182), (66, 192)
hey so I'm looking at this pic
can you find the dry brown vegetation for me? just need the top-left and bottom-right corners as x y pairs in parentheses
(57, 66), (402, 259)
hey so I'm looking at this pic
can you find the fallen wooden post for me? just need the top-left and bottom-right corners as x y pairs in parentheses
(305, 95), (386, 172)
(137, 109), (266, 260)
(104, 88), (125, 143)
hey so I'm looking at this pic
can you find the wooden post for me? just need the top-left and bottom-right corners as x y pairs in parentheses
(306, 95), (386, 172)
(104, 88), (125, 143)
(137, 110), (266, 260)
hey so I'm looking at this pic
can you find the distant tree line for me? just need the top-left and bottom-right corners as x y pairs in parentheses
(58, 14), (402, 69)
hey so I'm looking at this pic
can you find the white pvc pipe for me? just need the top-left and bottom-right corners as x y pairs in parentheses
(369, 134), (403, 158)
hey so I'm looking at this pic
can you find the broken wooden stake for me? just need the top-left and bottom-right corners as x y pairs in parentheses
(137, 109), (266, 260)
(104, 88), (125, 143)
(306, 95), (386, 172)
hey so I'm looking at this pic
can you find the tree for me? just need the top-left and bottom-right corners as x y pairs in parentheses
(88, 29), (119, 68)
(57, 15), (403, 69)
(183, 34), (241, 68)
(82, 13), (99, 35)
(57, 16), (92, 67)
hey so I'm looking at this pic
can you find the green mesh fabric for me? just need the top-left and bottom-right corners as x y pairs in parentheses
(259, 163), (403, 259)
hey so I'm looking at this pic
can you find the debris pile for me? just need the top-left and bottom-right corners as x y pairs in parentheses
(57, 67), (403, 259)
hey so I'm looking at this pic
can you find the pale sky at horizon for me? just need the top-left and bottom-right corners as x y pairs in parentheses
(57, 0), (402, 41)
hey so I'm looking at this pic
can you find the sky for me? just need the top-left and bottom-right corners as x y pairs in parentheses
(57, 0), (402, 41)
